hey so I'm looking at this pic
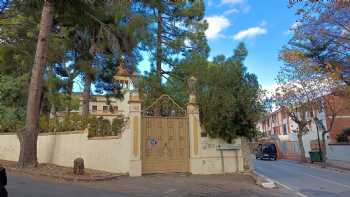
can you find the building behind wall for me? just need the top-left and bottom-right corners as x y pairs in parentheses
(257, 94), (350, 159)
(56, 63), (135, 120)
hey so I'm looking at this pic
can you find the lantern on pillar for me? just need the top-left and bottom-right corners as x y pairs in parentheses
(188, 76), (198, 104)
(188, 76), (197, 95)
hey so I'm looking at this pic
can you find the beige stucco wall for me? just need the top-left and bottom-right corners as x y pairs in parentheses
(0, 134), (20, 161)
(0, 129), (131, 173)
(187, 94), (244, 175)
(190, 137), (244, 174)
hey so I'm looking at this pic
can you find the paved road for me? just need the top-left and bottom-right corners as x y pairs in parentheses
(5, 173), (294, 197)
(254, 159), (350, 197)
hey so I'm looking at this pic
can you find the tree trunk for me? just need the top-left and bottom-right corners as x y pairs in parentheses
(82, 73), (92, 119)
(156, 9), (162, 78)
(18, 0), (54, 168)
(321, 132), (327, 168)
(297, 131), (307, 163)
(65, 79), (73, 116)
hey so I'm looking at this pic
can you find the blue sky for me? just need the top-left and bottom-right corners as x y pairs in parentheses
(203, 0), (298, 91)
(139, 0), (299, 91)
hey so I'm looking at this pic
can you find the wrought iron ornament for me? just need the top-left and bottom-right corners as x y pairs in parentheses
(142, 95), (186, 117)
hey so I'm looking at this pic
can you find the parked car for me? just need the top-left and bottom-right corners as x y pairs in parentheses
(0, 166), (7, 197)
(255, 143), (277, 160)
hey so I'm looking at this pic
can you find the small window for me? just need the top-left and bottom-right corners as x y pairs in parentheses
(109, 106), (118, 113)
(103, 106), (108, 112)
(92, 105), (97, 112)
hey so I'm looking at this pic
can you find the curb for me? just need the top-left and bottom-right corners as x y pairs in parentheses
(246, 170), (276, 189)
(248, 170), (308, 197)
(6, 167), (125, 182)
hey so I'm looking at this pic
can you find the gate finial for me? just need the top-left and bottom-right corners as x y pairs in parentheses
(188, 76), (197, 105)
(188, 76), (197, 95)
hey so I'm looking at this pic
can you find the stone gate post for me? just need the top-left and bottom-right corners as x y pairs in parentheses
(187, 77), (201, 173)
(128, 92), (142, 177)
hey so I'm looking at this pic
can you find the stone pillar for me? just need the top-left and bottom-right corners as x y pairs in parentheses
(187, 93), (201, 173)
(128, 92), (142, 177)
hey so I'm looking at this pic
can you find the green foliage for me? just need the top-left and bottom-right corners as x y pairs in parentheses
(165, 43), (264, 142)
(37, 114), (125, 135)
(140, 0), (208, 74)
(336, 128), (350, 143)
(199, 45), (263, 142)
(342, 128), (350, 136)
(139, 72), (164, 108)
(336, 133), (349, 143)
(111, 115), (125, 135)
(0, 74), (28, 133)
(39, 114), (86, 133)
(88, 116), (125, 137)
(287, 1), (350, 79)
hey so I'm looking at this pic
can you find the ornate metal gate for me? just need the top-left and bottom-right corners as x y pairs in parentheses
(142, 95), (189, 173)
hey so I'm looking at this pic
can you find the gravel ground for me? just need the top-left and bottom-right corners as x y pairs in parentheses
(6, 172), (297, 197)
(76, 173), (296, 197)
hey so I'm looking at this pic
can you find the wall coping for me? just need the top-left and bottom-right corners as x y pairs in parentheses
(329, 143), (350, 146)
(0, 132), (16, 136)
(88, 135), (121, 140)
(0, 130), (86, 136)
(39, 130), (85, 136)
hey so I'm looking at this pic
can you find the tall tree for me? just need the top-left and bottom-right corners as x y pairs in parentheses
(288, 0), (350, 79)
(275, 47), (344, 162)
(142, 0), (208, 79)
(17, 0), (54, 167)
(66, 0), (149, 118)
(166, 43), (263, 142)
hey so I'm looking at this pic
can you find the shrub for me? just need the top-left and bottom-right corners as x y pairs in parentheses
(342, 128), (350, 136)
(87, 115), (125, 137)
(39, 114), (88, 133)
(112, 116), (125, 135)
(336, 133), (348, 143)
(336, 128), (350, 143)
(87, 116), (98, 137)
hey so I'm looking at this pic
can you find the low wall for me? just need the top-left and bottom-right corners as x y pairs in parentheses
(327, 144), (350, 162)
(190, 137), (244, 174)
(0, 131), (131, 173)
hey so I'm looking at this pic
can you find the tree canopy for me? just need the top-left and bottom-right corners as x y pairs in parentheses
(165, 43), (264, 142)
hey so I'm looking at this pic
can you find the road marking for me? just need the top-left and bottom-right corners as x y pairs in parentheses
(273, 161), (350, 189)
(279, 160), (350, 176)
(254, 170), (308, 197)
(274, 180), (308, 197)
(164, 189), (177, 194)
(302, 172), (350, 189)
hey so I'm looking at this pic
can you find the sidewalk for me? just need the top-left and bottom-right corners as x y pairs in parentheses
(327, 160), (350, 171)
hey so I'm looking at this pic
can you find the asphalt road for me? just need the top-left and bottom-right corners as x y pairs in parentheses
(254, 158), (350, 197)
